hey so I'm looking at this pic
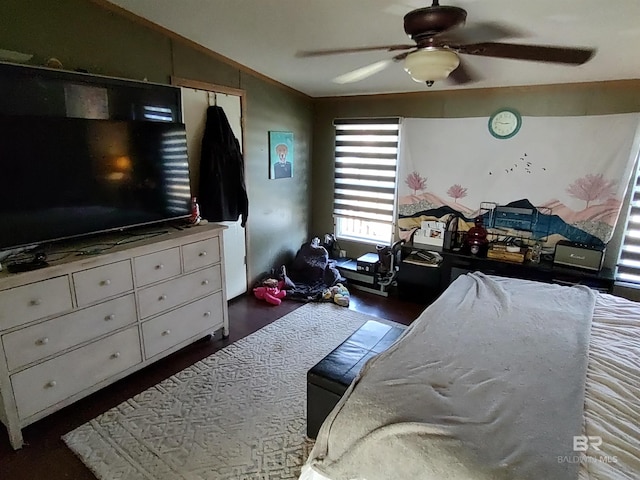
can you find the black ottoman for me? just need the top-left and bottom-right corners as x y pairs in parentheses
(306, 319), (406, 439)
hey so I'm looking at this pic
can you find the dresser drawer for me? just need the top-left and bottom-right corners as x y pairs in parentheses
(182, 237), (220, 272)
(133, 247), (181, 287)
(2, 294), (136, 371)
(138, 265), (222, 319)
(73, 260), (133, 306)
(0, 277), (72, 331)
(142, 292), (223, 359)
(11, 327), (141, 420)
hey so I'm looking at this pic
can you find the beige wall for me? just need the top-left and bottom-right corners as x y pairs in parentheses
(0, 0), (314, 285)
(311, 82), (640, 275)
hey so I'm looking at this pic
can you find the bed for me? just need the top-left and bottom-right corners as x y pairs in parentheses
(299, 272), (640, 480)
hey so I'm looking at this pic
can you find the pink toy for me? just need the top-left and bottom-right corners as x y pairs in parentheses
(253, 279), (287, 305)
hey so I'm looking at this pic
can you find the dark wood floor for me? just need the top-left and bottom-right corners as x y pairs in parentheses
(0, 289), (428, 480)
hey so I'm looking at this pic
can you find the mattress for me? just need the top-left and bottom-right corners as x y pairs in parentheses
(300, 286), (640, 480)
(578, 292), (640, 479)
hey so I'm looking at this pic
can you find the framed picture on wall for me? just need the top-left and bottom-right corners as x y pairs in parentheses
(269, 131), (294, 179)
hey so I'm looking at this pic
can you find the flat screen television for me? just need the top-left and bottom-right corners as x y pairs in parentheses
(0, 115), (192, 251)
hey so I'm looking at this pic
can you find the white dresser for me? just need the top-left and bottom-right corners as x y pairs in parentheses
(0, 223), (228, 449)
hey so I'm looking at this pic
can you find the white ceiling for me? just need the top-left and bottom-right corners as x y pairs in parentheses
(107, 0), (640, 98)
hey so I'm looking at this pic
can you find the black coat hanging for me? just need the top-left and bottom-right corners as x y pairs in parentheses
(198, 105), (248, 227)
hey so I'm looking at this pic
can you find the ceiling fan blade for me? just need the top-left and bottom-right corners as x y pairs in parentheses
(435, 21), (527, 46)
(332, 59), (394, 84)
(457, 42), (595, 65)
(448, 58), (481, 85)
(392, 50), (414, 62)
(296, 44), (414, 58)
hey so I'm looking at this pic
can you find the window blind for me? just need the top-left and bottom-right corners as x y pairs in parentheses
(333, 118), (400, 242)
(616, 160), (640, 285)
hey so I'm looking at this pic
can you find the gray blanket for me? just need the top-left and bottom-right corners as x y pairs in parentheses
(308, 273), (596, 480)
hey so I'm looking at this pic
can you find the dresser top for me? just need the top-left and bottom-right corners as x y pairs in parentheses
(0, 223), (227, 288)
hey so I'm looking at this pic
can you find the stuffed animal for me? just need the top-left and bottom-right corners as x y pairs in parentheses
(331, 283), (350, 307)
(322, 282), (350, 307)
(253, 278), (287, 306)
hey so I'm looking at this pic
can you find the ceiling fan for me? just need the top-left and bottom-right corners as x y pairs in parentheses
(297, 0), (596, 86)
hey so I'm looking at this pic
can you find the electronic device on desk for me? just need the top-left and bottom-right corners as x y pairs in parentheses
(356, 253), (379, 274)
(335, 254), (389, 297)
(553, 240), (605, 272)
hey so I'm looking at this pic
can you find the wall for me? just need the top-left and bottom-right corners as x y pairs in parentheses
(4, 0), (640, 297)
(311, 82), (640, 279)
(0, 0), (314, 285)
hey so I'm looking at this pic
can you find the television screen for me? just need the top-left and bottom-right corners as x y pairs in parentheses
(0, 115), (192, 250)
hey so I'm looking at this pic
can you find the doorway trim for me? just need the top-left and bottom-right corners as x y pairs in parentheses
(172, 76), (250, 297)
(171, 76), (247, 157)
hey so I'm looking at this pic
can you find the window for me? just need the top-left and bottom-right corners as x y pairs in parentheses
(616, 157), (640, 286)
(333, 118), (401, 245)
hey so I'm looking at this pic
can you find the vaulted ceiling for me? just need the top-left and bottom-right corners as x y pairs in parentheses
(106, 0), (640, 97)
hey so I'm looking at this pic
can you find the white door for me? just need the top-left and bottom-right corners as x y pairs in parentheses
(181, 88), (248, 300)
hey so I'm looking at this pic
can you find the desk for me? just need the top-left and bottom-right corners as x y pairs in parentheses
(440, 251), (615, 293)
(396, 249), (442, 303)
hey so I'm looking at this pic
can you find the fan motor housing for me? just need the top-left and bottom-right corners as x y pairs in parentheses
(404, 6), (467, 41)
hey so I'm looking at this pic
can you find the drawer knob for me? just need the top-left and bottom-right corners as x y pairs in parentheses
(29, 298), (42, 306)
(199, 251), (207, 257)
(201, 279), (209, 286)
(162, 329), (171, 336)
(156, 264), (164, 270)
(45, 380), (57, 388)
(159, 294), (167, 301)
(101, 279), (111, 286)
(204, 311), (211, 317)
(36, 337), (49, 346)
(110, 352), (121, 359)
(105, 314), (115, 321)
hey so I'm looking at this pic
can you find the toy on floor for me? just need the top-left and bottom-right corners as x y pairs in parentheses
(322, 282), (350, 307)
(254, 278), (287, 306)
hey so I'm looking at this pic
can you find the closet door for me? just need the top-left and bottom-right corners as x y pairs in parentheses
(181, 87), (248, 300)
(213, 93), (248, 300)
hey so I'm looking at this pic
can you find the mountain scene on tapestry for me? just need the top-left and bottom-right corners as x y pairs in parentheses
(399, 195), (606, 246)
(398, 114), (640, 246)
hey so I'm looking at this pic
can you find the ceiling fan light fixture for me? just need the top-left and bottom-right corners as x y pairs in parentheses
(403, 48), (460, 83)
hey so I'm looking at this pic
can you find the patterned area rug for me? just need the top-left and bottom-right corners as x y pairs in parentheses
(63, 302), (387, 480)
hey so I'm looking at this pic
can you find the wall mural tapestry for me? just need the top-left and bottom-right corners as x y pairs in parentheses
(398, 113), (640, 248)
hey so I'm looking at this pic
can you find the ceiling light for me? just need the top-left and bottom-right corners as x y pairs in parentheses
(404, 48), (460, 84)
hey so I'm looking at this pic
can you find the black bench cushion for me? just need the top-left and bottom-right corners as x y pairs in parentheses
(308, 320), (406, 395)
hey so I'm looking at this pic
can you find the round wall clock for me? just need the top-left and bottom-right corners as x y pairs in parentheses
(488, 108), (522, 139)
